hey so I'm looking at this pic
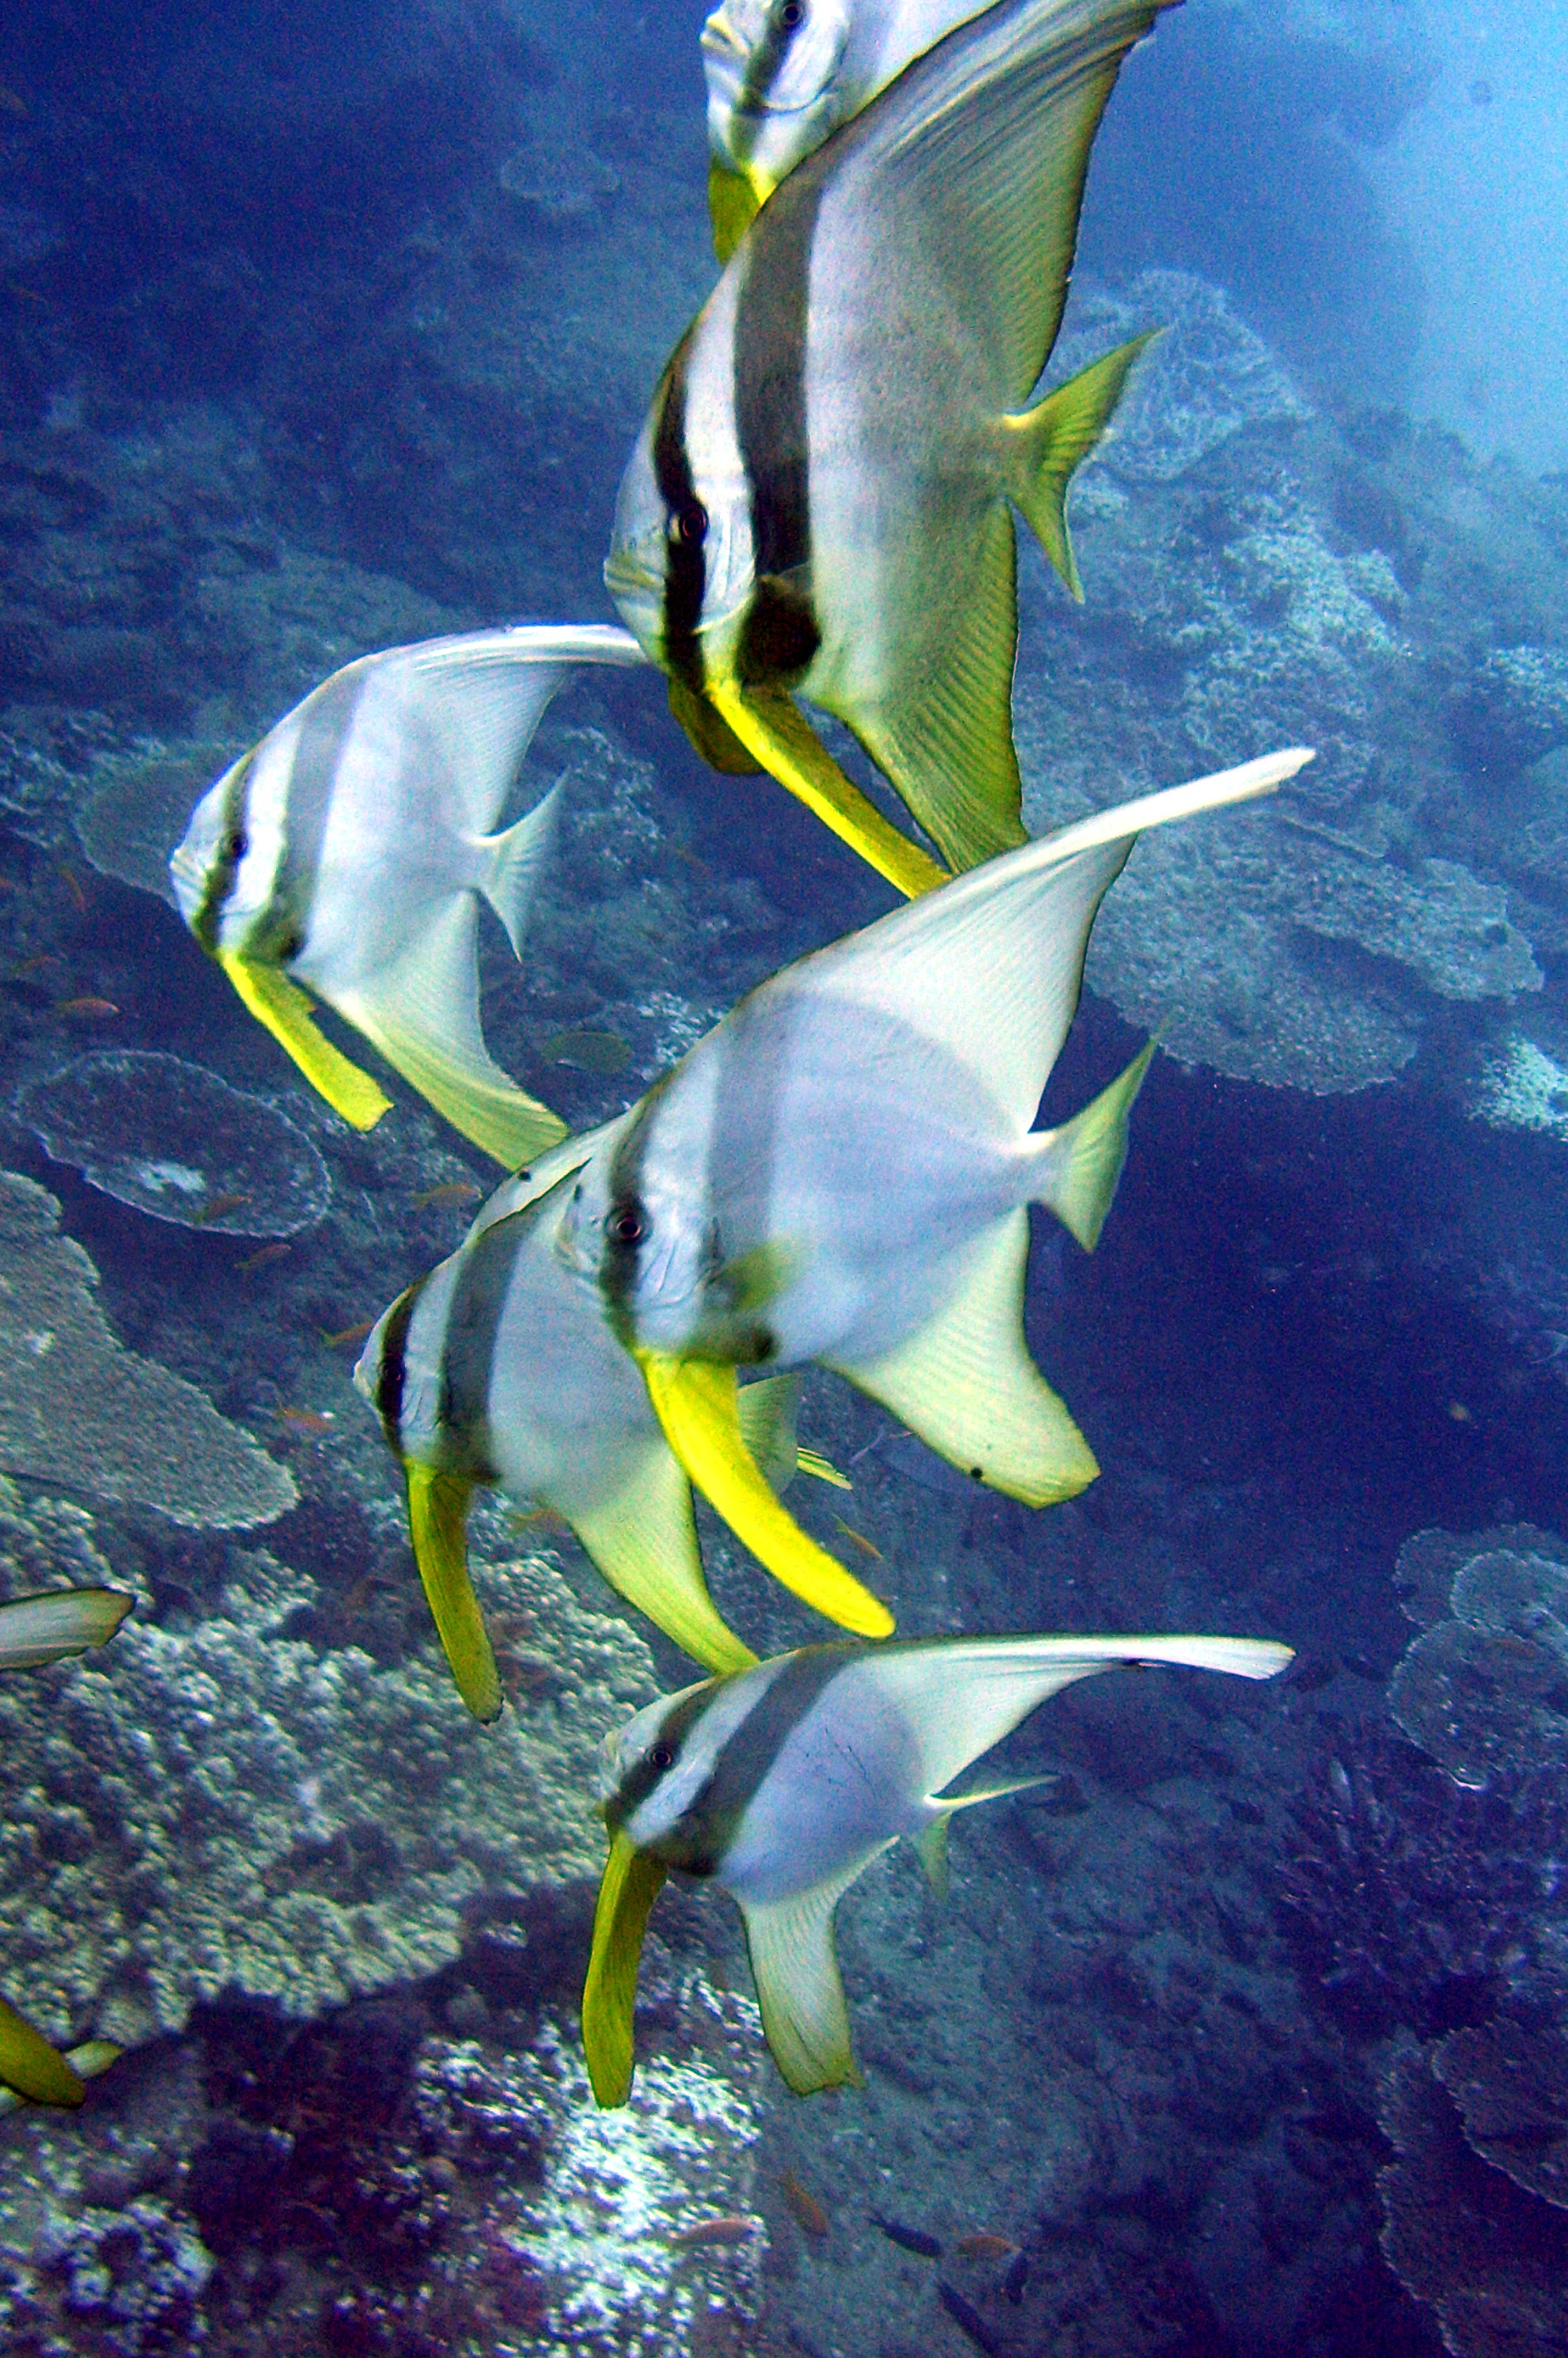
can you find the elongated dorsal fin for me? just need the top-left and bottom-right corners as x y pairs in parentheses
(794, 751), (1312, 1134)
(828, 1211), (1096, 1504)
(583, 1831), (669, 2106)
(0, 1587), (133, 1671)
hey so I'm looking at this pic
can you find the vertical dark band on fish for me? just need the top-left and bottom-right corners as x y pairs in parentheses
(437, 1212), (531, 1482)
(373, 1283), (419, 1455)
(637, 1643), (855, 1873)
(653, 335), (710, 696)
(733, 175), (824, 684)
(191, 749), (257, 954)
(264, 666), (369, 960)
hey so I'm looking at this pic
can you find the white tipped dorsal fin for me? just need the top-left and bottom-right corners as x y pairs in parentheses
(794, 753), (1311, 1135)
(739, 1860), (869, 2094)
(334, 895), (566, 1167)
(480, 775), (562, 961)
(850, 1634), (1293, 1805)
(826, 1211), (1097, 1505)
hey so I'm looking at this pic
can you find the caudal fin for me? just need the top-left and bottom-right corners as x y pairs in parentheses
(1002, 333), (1157, 599)
(1032, 1037), (1157, 1252)
(482, 779), (562, 961)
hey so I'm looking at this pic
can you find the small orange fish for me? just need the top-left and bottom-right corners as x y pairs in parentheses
(507, 1504), (572, 1537)
(780, 2172), (829, 2241)
(54, 996), (119, 1021)
(0, 85), (27, 117)
(831, 1517), (882, 1561)
(0, 874), (26, 893)
(277, 1407), (336, 1439)
(412, 1180), (482, 1211)
(192, 1192), (251, 1226)
(55, 865), (89, 912)
(321, 1317), (376, 1351)
(13, 950), (61, 972)
(956, 2232), (1017, 2261)
(670, 2216), (757, 2248)
(235, 1242), (291, 1275)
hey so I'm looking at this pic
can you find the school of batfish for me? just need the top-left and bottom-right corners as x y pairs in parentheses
(6, 0), (1312, 2108)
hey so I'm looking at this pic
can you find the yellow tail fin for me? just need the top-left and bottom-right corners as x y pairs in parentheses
(1002, 332), (1159, 601)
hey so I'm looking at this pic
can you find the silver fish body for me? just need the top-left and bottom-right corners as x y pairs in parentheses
(610, 0), (1172, 874)
(171, 624), (646, 1163)
(592, 1629), (1293, 2092)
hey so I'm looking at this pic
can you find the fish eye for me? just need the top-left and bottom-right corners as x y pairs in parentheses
(648, 1742), (675, 1772)
(226, 829), (248, 860)
(609, 1207), (646, 1245)
(779, 0), (805, 23)
(670, 501), (708, 546)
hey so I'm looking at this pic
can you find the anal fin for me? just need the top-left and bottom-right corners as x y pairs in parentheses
(565, 1439), (758, 1675)
(335, 897), (566, 1168)
(825, 1211), (1096, 1507)
(739, 1863), (869, 2095)
(830, 502), (1028, 877)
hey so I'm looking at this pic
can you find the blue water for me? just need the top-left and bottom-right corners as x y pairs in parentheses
(2, 2), (1566, 2352)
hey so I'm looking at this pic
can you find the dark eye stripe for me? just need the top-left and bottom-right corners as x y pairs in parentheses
(373, 1279), (420, 1455)
(737, 0), (810, 118)
(652, 332), (708, 696)
(191, 748), (257, 953)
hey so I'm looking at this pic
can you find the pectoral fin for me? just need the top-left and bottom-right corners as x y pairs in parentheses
(218, 953), (393, 1132)
(0, 1995), (85, 2108)
(403, 1463), (503, 1723)
(0, 1587), (133, 1671)
(582, 1830), (669, 2107)
(338, 897), (566, 1169)
(707, 682), (948, 902)
(826, 1211), (1096, 1507)
(635, 1352), (895, 1639)
(738, 1864), (869, 2095)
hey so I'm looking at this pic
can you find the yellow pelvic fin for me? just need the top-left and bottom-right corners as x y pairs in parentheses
(794, 1448), (851, 1490)
(218, 953), (392, 1132)
(1002, 332), (1160, 602)
(0, 2038), (121, 2118)
(403, 1463), (503, 1723)
(634, 1352), (895, 1639)
(707, 158), (763, 265)
(582, 1829), (668, 2107)
(707, 682), (949, 904)
(0, 1994), (85, 2108)
(668, 675), (763, 775)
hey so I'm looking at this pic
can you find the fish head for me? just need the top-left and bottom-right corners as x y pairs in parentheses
(598, 1668), (763, 1867)
(604, 343), (756, 676)
(702, 0), (854, 188)
(169, 740), (294, 959)
(354, 1273), (464, 1472)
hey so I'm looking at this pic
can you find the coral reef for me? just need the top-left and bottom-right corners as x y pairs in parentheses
(0, 1491), (658, 2048)
(17, 1052), (331, 1237)
(0, 1173), (294, 1526)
